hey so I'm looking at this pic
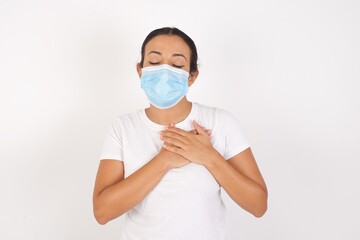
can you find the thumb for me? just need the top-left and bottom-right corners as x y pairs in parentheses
(193, 120), (207, 136)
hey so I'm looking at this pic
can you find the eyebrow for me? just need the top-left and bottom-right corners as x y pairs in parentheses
(172, 53), (187, 61)
(147, 51), (162, 56)
(147, 51), (187, 61)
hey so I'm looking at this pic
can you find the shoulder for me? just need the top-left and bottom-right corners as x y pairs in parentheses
(194, 102), (218, 117)
(215, 107), (239, 123)
(113, 111), (139, 123)
(195, 102), (237, 122)
(110, 110), (143, 131)
(194, 103), (243, 135)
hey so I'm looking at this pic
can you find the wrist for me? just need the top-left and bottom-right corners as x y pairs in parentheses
(152, 155), (172, 172)
(204, 150), (225, 170)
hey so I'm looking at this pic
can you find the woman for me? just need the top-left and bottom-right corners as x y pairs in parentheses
(93, 27), (267, 240)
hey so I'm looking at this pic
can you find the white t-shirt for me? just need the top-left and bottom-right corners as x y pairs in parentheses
(100, 102), (250, 240)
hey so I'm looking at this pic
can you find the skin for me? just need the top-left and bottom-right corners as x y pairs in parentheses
(93, 35), (268, 225)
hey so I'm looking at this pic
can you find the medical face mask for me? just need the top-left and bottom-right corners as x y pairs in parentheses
(140, 64), (190, 109)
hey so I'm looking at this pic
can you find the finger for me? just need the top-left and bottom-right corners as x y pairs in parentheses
(163, 144), (184, 155)
(205, 129), (212, 136)
(190, 129), (197, 134)
(161, 130), (189, 144)
(190, 128), (211, 136)
(161, 136), (187, 149)
(164, 126), (190, 137)
(193, 120), (207, 136)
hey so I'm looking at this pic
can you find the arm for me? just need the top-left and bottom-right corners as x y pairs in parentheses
(161, 121), (268, 217)
(205, 148), (268, 217)
(93, 149), (189, 225)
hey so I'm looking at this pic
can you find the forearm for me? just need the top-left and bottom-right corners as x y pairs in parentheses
(205, 153), (268, 217)
(94, 156), (170, 224)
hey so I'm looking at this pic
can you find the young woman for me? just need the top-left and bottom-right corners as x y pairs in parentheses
(93, 27), (267, 240)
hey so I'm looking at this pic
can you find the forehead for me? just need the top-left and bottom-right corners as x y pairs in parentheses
(144, 35), (191, 57)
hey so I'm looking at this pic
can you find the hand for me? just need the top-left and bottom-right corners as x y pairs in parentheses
(157, 123), (211, 169)
(156, 146), (190, 169)
(160, 120), (221, 166)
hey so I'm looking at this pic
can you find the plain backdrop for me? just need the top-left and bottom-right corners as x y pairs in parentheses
(1, 0), (359, 239)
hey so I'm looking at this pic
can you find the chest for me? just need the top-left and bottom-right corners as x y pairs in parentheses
(121, 118), (225, 177)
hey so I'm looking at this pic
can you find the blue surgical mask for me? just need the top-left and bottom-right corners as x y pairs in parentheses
(140, 64), (189, 109)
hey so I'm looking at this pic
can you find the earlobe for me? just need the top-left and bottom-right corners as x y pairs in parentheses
(136, 64), (142, 78)
(188, 70), (199, 87)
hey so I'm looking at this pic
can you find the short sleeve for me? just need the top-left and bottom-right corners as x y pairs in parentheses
(216, 109), (251, 160)
(99, 118), (124, 161)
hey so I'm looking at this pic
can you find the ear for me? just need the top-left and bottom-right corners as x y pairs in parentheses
(136, 64), (142, 78)
(188, 70), (199, 87)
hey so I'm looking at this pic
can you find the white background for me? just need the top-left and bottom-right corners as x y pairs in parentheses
(1, 0), (359, 239)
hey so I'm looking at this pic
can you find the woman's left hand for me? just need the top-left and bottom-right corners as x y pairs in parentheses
(160, 120), (222, 166)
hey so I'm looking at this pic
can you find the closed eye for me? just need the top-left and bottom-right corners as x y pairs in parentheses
(172, 64), (184, 69)
(149, 61), (160, 65)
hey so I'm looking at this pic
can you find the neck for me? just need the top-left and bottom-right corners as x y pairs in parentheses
(145, 97), (192, 126)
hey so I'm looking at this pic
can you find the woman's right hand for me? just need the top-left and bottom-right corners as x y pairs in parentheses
(157, 123), (211, 169)
(157, 146), (190, 169)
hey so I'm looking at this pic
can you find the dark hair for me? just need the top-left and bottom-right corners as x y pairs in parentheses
(138, 27), (198, 73)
